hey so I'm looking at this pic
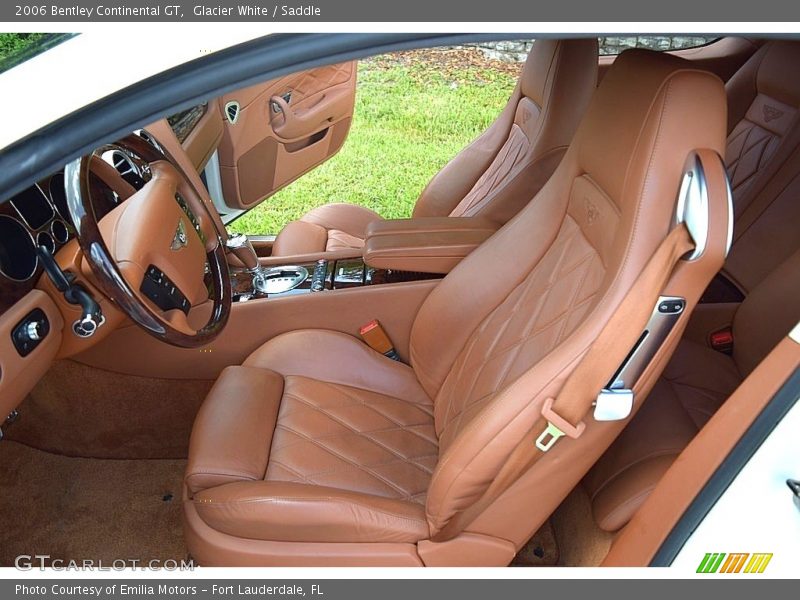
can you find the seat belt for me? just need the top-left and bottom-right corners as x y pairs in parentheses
(433, 223), (695, 542)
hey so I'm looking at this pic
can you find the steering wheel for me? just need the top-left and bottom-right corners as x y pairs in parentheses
(64, 131), (231, 348)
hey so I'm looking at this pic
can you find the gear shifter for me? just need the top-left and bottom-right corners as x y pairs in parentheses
(225, 233), (260, 272)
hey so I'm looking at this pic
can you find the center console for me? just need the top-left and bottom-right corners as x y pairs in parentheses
(230, 258), (440, 302)
(229, 216), (501, 302)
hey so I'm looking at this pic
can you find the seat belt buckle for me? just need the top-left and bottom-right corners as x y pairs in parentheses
(593, 388), (634, 421)
(535, 398), (586, 452)
(709, 327), (734, 355)
(359, 319), (400, 361)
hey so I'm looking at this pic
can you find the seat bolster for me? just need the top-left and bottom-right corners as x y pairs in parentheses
(245, 329), (431, 406)
(271, 220), (329, 257)
(301, 203), (383, 238)
(193, 481), (430, 543)
(185, 366), (284, 495)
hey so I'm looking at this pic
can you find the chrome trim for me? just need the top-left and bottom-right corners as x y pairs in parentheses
(224, 100), (240, 125)
(72, 312), (106, 338)
(593, 388), (634, 422)
(10, 183), (55, 230)
(252, 266), (309, 295)
(224, 232), (250, 250)
(36, 230), (55, 254)
(51, 219), (70, 244)
(723, 165), (734, 258)
(170, 220), (189, 251)
(609, 295), (686, 391)
(674, 151), (709, 262)
(0, 214), (39, 282)
(48, 173), (70, 223)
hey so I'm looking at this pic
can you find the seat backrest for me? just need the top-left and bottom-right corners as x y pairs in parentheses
(408, 49), (727, 535)
(723, 40), (800, 292)
(411, 38), (598, 224)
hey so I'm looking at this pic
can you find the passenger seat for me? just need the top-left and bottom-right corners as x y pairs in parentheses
(584, 40), (800, 532)
(270, 38), (598, 257)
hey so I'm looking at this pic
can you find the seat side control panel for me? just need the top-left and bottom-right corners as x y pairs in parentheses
(12, 308), (50, 357)
(141, 265), (191, 315)
(609, 296), (686, 390)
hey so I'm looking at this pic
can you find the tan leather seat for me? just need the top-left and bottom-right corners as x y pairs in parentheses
(723, 40), (800, 292)
(586, 40), (800, 533)
(586, 249), (800, 531)
(270, 38), (598, 257)
(184, 49), (729, 566)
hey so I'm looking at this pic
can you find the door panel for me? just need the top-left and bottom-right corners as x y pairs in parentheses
(216, 61), (357, 211)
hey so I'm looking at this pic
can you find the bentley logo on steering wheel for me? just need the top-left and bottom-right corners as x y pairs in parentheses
(171, 220), (189, 251)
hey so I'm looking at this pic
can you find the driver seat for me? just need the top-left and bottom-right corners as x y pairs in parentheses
(184, 49), (729, 566)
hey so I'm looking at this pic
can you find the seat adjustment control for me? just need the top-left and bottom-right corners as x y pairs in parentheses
(657, 298), (685, 314)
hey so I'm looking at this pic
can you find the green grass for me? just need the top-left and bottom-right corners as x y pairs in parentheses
(0, 33), (46, 59)
(229, 57), (517, 234)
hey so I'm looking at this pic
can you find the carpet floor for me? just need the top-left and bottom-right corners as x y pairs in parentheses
(0, 441), (187, 566)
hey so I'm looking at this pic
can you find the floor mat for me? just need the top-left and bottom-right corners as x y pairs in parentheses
(6, 359), (212, 459)
(0, 441), (186, 566)
(511, 520), (559, 566)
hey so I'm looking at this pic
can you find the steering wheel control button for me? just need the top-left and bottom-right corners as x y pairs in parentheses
(12, 308), (50, 357)
(141, 265), (191, 315)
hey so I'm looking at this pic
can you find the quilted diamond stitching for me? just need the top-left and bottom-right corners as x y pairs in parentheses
(436, 215), (605, 448)
(285, 63), (352, 105)
(726, 119), (781, 197)
(266, 377), (438, 505)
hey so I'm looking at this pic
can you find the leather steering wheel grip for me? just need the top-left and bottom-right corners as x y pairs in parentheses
(63, 132), (232, 348)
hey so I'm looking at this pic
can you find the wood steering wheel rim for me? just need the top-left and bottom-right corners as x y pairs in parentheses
(64, 131), (231, 348)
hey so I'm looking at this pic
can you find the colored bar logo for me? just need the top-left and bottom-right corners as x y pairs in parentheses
(696, 552), (773, 573)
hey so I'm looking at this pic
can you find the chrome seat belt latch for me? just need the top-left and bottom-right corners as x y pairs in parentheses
(593, 388), (634, 421)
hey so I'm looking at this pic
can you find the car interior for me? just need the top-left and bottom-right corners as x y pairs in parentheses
(0, 35), (798, 567)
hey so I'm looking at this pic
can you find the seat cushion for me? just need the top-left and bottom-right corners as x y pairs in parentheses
(271, 204), (383, 256)
(186, 330), (436, 543)
(584, 340), (743, 532)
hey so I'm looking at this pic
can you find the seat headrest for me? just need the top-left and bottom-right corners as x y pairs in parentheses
(726, 41), (800, 131)
(751, 41), (800, 108)
(520, 38), (599, 106)
(571, 48), (727, 213)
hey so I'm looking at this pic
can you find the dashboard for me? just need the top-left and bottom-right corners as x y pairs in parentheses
(0, 156), (138, 318)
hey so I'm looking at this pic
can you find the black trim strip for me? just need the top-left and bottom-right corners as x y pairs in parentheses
(0, 32), (540, 203)
(651, 365), (800, 566)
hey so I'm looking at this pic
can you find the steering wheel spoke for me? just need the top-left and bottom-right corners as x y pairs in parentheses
(64, 131), (231, 348)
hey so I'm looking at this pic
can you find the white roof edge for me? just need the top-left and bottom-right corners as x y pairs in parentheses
(0, 30), (269, 150)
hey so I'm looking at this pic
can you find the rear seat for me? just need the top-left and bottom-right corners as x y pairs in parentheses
(584, 40), (800, 533)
